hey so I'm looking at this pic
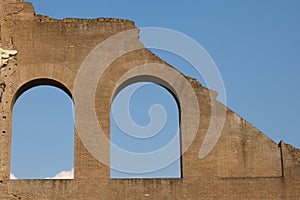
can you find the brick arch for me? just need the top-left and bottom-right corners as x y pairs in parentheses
(10, 79), (74, 179)
(95, 60), (200, 174)
(110, 77), (182, 177)
(11, 78), (73, 111)
(112, 64), (200, 157)
(112, 75), (181, 109)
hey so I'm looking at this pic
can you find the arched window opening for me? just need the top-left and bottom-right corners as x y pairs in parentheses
(10, 85), (74, 179)
(110, 82), (181, 178)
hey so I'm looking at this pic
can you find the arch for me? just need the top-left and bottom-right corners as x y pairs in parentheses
(10, 80), (74, 179)
(76, 61), (200, 174)
(112, 63), (200, 155)
(110, 81), (181, 178)
(11, 78), (73, 110)
(112, 75), (182, 121)
(113, 75), (179, 103)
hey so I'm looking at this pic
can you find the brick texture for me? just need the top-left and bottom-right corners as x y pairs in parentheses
(0, 1), (299, 199)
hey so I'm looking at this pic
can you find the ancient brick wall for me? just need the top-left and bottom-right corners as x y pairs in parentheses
(0, 1), (299, 199)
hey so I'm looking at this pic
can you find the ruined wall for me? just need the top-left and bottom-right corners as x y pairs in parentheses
(0, 1), (299, 199)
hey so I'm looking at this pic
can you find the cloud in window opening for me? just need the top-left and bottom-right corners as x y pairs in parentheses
(10, 169), (74, 180)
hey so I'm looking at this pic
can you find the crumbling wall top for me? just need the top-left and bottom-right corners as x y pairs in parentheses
(35, 14), (135, 25)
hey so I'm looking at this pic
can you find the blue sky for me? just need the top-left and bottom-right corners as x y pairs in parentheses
(110, 83), (180, 178)
(11, 86), (74, 179)
(10, 0), (300, 179)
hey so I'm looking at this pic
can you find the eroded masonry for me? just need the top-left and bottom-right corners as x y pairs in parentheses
(0, 1), (299, 199)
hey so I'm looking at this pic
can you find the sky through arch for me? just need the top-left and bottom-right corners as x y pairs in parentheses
(10, 85), (74, 179)
(110, 82), (181, 178)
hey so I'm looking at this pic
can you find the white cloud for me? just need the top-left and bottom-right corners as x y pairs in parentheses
(10, 169), (74, 180)
(45, 168), (74, 179)
(10, 173), (18, 180)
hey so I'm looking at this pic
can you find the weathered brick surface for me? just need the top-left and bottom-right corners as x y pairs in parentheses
(0, 1), (299, 199)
